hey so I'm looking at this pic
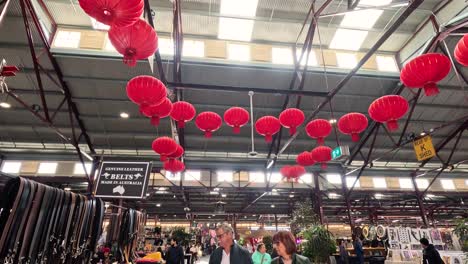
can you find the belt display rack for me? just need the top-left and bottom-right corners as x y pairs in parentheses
(0, 177), (105, 264)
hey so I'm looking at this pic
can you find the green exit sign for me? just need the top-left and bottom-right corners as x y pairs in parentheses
(332, 146), (350, 160)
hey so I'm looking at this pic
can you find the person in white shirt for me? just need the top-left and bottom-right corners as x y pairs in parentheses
(209, 223), (253, 264)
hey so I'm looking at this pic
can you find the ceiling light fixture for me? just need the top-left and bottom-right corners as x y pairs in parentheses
(120, 112), (129, 118)
(289, 194), (294, 198)
(271, 204), (275, 208)
(0, 102), (11, 108)
(64, 187), (71, 191)
(156, 203), (161, 207)
(221, 193), (227, 198)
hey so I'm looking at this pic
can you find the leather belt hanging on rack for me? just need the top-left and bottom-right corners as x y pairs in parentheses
(0, 177), (105, 264)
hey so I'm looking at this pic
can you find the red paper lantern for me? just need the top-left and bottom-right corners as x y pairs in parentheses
(280, 165), (291, 179)
(305, 119), (332, 145)
(296, 151), (316, 167)
(78, 0), (143, 28)
(152, 137), (177, 161)
(337, 113), (368, 142)
(311, 146), (332, 170)
(400, 53), (451, 96)
(223, 107), (249, 134)
(279, 108), (305, 136)
(287, 165), (306, 182)
(455, 34), (468, 66)
(126, 75), (166, 110)
(170, 101), (196, 128)
(168, 144), (184, 159)
(195, 112), (222, 138)
(164, 159), (185, 174)
(368, 95), (409, 131)
(108, 19), (158, 67)
(141, 98), (172, 127)
(255, 116), (281, 142)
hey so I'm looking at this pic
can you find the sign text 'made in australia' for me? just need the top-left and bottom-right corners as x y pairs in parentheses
(94, 161), (151, 199)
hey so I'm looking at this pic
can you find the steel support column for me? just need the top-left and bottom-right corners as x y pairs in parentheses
(411, 175), (429, 226)
(314, 173), (324, 224)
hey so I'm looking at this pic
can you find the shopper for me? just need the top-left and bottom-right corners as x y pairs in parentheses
(166, 238), (184, 264)
(353, 234), (364, 264)
(209, 223), (252, 264)
(271, 231), (311, 264)
(252, 243), (272, 264)
(339, 240), (349, 264)
(420, 238), (444, 264)
(157, 246), (166, 260)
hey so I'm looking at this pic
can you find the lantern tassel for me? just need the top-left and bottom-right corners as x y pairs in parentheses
(289, 126), (297, 136)
(123, 56), (137, 67)
(151, 116), (160, 127)
(265, 135), (273, 143)
(178, 120), (185, 128)
(351, 133), (360, 142)
(204, 131), (212, 138)
(317, 137), (324, 145)
(423, 82), (439, 97)
(386, 120), (399, 131)
(321, 163), (327, 170)
(233, 126), (241, 134)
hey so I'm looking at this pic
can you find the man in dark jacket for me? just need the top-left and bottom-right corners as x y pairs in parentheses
(209, 223), (252, 264)
(420, 238), (444, 264)
(166, 238), (184, 264)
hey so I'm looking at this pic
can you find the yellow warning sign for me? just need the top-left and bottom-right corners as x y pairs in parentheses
(413, 135), (436, 161)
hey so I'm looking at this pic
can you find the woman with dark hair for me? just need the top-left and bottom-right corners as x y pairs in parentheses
(271, 231), (311, 264)
(252, 243), (272, 264)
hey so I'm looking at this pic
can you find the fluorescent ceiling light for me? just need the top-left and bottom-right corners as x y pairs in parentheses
(221, 193), (227, 198)
(466, 180), (468, 186)
(38, 162), (58, 174)
(183, 40), (204, 58)
(228, 43), (250, 61)
(185, 170), (201, 181)
(64, 187), (71, 191)
(210, 191), (219, 195)
(440, 179), (455, 190)
(156, 203), (161, 207)
(336, 52), (358, 69)
(426, 194), (436, 198)
(346, 177), (360, 188)
(416, 179), (429, 189)
(166, 172), (181, 181)
(73, 162), (92, 175)
(270, 204), (275, 208)
(300, 173), (313, 184)
(359, 0), (393, 6)
(326, 173), (342, 185)
(220, 0), (259, 17)
(375, 193), (384, 199)
(218, 17), (254, 42)
(54, 30), (81, 48)
(272, 47), (294, 65)
(330, 29), (368, 51)
(340, 9), (383, 29)
(329, 192), (340, 199)
(376, 55), (399, 72)
(399, 178), (413, 189)
(269, 172), (283, 183)
(91, 17), (110, 30)
(296, 49), (318, 66)
(372, 177), (387, 188)
(0, 102), (11, 108)
(120, 112), (129, 118)
(249, 171), (265, 183)
(1, 161), (21, 174)
(217, 171), (233, 182)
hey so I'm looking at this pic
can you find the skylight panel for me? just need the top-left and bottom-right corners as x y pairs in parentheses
(296, 49), (318, 66)
(183, 40), (205, 57)
(91, 18), (110, 31)
(340, 9), (383, 30)
(272, 47), (294, 65)
(158, 38), (174, 55)
(74, 162), (92, 175)
(359, 0), (393, 6)
(346, 177), (360, 188)
(336, 52), (358, 68)
(54, 30), (81, 48)
(217, 171), (233, 182)
(416, 179), (429, 189)
(1, 161), (21, 174)
(376, 55), (399, 72)
(440, 179), (455, 190)
(166, 172), (181, 181)
(269, 172), (283, 183)
(220, 0), (259, 17)
(330, 29), (368, 51)
(38, 162), (58, 174)
(249, 171), (265, 183)
(300, 173), (313, 184)
(228, 43), (250, 61)
(104, 36), (117, 52)
(399, 178), (413, 189)
(373, 177), (387, 188)
(326, 173), (342, 185)
(218, 18), (254, 41)
(185, 170), (201, 181)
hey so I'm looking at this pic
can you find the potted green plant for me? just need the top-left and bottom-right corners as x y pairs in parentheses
(301, 225), (337, 264)
(453, 218), (468, 252)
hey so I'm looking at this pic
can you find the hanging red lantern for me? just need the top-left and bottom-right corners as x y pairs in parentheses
(223, 107), (249, 134)
(311, 146), (332, 170)
(279, 108), (305, 136)
(280, 165), (291, 179)
(255, 116), (281, 143)
(400, 53), (451, 96)
(152, 137), (177, 161)
(141, 98), (172, 127)
(368, 95), (409, 131)
(167, 144), (184, 159)
(164, 159), (185, 174)
(455, 34), (468, 66)
(287, 165), (306, 182)
(78, 0), (143, 28)
(305, 119), (332, 145)
(170, 101), (196, 128)
(126, 75), (166, 111)
(296, 151), (316, 167)
(337, 113), (368, 142)
(108, 19), (158, 67)
(195, 112), (222, 138)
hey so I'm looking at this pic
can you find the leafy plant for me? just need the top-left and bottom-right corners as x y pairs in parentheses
(453, 218), (468, 252)
(154, 226), (162, 234)
(238, 237), (245, 246)
(263, 236), (274, 254)
(171, 227), (191, 246)
(302, 225), (337, 263)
